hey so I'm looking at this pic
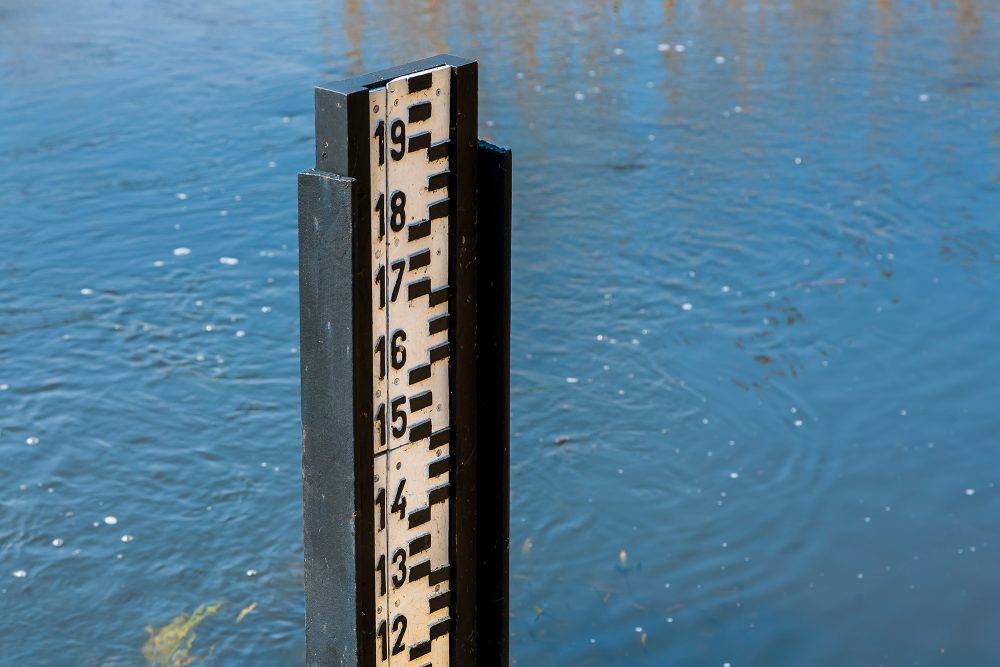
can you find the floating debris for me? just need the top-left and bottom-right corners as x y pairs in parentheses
(245, 569), (258, 577)
(219, 257), (239, 266)
(52, 538), (64, 548)
(12, 569), (27, 578)
(104, 516), (118, 526)
(26, 436), (39, 446)
(143, 601), (223, 667)
(121, 535), (134, 543)
(521, 537), (534, 557)
(173, 248), (191, 257)
(553, 435), (571, 446)
(619, 548), (628, 569)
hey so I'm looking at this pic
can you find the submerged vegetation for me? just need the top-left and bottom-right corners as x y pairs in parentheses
(142, 601), (224, 667)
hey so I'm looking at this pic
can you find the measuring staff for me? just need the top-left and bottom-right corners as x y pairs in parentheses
(298, 55), (511, 667)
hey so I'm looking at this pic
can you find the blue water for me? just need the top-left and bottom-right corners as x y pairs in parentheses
(2, 1), (999, 665)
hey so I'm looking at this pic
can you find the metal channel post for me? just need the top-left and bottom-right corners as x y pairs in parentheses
(298, 55), (511, 667)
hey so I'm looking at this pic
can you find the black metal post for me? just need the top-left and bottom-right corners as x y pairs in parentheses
(298, 55), (510, 667)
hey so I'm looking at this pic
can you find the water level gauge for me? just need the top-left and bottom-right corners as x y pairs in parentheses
(298, 55), (511, 667)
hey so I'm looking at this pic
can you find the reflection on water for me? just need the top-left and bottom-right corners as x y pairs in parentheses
(2, 0), (999, 665)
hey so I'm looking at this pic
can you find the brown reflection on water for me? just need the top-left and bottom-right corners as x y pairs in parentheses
(954, 0), (981, 33)
(342, 0), (363, 73)
(321, 0), (997, 179)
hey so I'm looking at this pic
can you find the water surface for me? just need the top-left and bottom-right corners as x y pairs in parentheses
(2, 1), (999, 665)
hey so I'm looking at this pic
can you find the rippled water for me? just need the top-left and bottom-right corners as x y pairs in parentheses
(2, 1), (999, 665)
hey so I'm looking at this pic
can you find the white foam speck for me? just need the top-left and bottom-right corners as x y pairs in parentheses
(965, 488), (975, 496)
(857, 573), (864, 579)
(26, 436), (39, 446)
(267, 161), (277, 168)
(715, 56), (726, 64)
(729, 472), (739, 479)
(103, 516), (118, 525)
(721, 285), (731, 293)
(574, 92), (585, 101)
(674, 44), (686, 53)
(566, 377), (579, 384)
(0, 384), (8, 391)
(794, 157), (802, 165)
(919, 94), (929, 102)
(634, 626), (643, 632)
(657, 43), (670, 52)
(205, 324), (215, 332)
(176, 192), (188, 200)
(152, 260), (165, 267)
(219, 257), (239, 265)
(794, 420), (803, 427)
(613, 47), (624, 55)
(12, 570), (27, 578)
(235, 330), (246, 338)
(261, 306), (272, 313)
(173, 247), (191, 257)
(282, 116), (291, 123)
(681, 303), (693, 311)
(734, 105), (743, 113)
(80, 288), (94, 296)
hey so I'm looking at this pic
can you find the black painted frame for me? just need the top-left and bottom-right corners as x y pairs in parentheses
(299, 54), (510, 667)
